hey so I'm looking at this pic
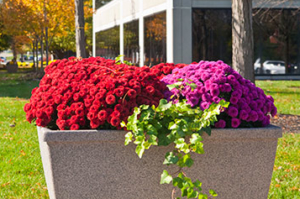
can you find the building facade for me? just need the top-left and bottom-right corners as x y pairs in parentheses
(93, 0), (300, 74)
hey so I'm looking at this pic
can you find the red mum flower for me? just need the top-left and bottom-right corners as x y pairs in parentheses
(111, 110), (121, 118)
(98, 110), (108, 121)
(114, 87), (125, 97)
(105, 94), (116, 105)
(146, 86), (155, 95)
(70, 123), (80, 130)
(114, 104), (123, 112)
(24, 103), (32, 112)
(110, 117), (120, 127)
(127, 89), (137, 99)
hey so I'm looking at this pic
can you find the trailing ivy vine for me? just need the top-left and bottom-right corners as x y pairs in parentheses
(122, 98), (229, 198)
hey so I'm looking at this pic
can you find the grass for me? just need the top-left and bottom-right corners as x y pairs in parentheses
(269, 133), (300, 199)
(0, 72), (39, 99)
(256, 80), (300, 115)
(0, 75), (299, 198)
(0, 98), (48, 198)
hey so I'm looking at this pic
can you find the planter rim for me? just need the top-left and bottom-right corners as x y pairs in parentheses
(38, 125), (282, 143)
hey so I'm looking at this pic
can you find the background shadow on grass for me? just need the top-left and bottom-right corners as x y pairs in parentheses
(265, 91), (300, 95)
(0, 72), (40, 99)
(0, 80), (39, 99)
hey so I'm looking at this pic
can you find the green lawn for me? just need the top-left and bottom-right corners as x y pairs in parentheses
(0, 74), (299, 198)
(256, 80), (300, 115)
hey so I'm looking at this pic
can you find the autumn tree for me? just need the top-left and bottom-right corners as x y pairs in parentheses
(0, 8), (11, 52)
(1, 0), (93, 70)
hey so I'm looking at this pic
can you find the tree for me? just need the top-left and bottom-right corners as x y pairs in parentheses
(75, 0), (87, 58)
(0, 9), (11, 52)
(232, 0), (255, 83)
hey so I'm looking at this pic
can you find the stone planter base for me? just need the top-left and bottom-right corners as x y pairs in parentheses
(38, 125), (282, 199)
(6, 64), (18, 73)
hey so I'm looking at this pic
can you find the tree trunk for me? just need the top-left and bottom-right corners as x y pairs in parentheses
(32, 40), (36, 72)
(45, 27), (49, 65)
(35, 38), (39, 69)
(75, 0), (87, 58)
(232, 0), (255, 83)
(44, 0), (49, 65)
(40, 35), (44, 72)
(11, 37), (17, 61)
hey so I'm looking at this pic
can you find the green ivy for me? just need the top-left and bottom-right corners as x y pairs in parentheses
(122, 98), (229, 198)
(115, 55), (133, 66)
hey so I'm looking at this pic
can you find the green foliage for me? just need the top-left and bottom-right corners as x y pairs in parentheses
(123, 97), (229, 198)
(115, 55), (133, 66)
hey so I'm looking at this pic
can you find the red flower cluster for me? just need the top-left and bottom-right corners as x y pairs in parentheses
(24, 57), (167, 130)
(150, 63), (187, 79)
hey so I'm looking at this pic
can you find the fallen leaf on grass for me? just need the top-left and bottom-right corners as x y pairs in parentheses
(20, 150), (26, 157)
(1, 182), (10, 187)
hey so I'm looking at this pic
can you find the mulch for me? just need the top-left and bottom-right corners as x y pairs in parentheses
(271, 114), (300, 133)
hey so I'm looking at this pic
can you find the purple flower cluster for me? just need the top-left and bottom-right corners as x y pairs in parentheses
(161, 60), (277, 128)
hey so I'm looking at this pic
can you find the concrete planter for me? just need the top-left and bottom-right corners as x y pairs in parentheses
(38, 125), (282, 199)
(6, 64), (18, 73)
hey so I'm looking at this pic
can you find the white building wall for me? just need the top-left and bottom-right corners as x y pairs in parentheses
(94, 0), (121, 32)
(143, 0), (167, 10)
(123, 0), (139, 20)
(93, 0), (300, 64)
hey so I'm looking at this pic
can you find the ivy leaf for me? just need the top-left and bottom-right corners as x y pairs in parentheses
(124, 132), (133, 146)
(120, 121), (126, 128)
(157, 99), (172, 112)
(198, 193), (208, 199)
(185, 82), (197, 91)
(174, 138), (190, 153)
(167, 82), (182, 90)
(193, 180), (202, 192)
(148, 134), (158, 145)
(187, 187), (197, 198)
(178, 154), (194, 168)
(160, 170), (173, 184)
(209, 189), (218, 197)
(135, 145), (145, 158)
(163, 152), (179, 165)
(157, 131), (172, 146)
(147, 124), (158, 136)
(191, 142), (204, 154)
(190, 133), (203, 144)
(219, 99), (230, 108)
(173, 177), (183, 188)
(201, 127), (211, 136)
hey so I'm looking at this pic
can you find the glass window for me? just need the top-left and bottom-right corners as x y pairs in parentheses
(192, 9), (232, 65)
(124, 20), (139, 65)
(95, 0), (113, 10)
(144, 12), (167, 66)
(253, 9), (300, 74)
(96, 26), (120, 60)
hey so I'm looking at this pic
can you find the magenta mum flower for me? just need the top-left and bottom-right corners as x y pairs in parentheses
(231, 118), (241, 128)
(161, 60), (277, 128)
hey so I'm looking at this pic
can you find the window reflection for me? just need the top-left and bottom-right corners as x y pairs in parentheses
(124, 20), (139, 65)
(192, 9), (232, 65)
(144, 12), (167, 66)
(253, 9), (300, 74)
(96, 26), (120, 60)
